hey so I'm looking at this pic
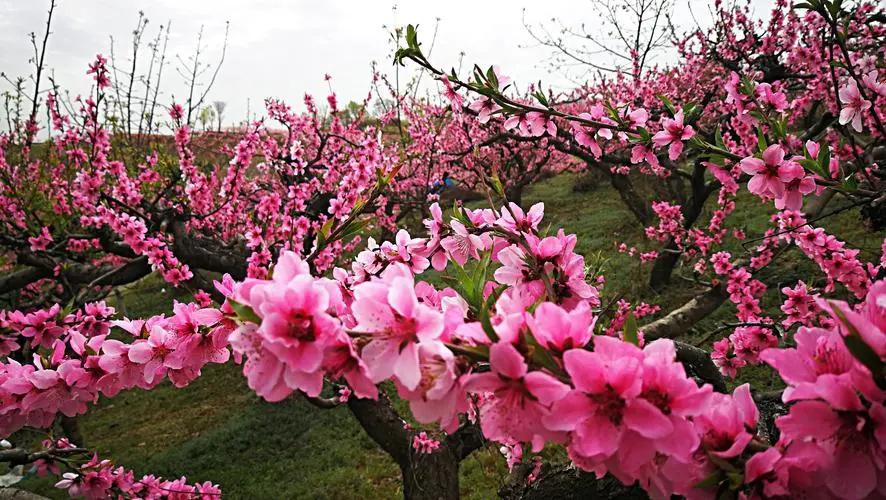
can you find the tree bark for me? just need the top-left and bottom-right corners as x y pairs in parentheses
(401, 447), (461, 500)
(649, 162), (716, 290)
(499, 463), (646, 500)
(348, 392), (481, 499)
(643, 283), (729, 341)
(608, 173), (650, 225)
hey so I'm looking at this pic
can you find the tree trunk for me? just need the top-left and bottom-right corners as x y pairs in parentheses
(648, 163), (717, 290)
(506, 185), (523, 206)
(499, 463), (646, 500)
(59, 416), (84, 447)
(402, 447), (461, 500)
(608, 173), (650, 225)
(649, 242), (681, 292)
(347, 392), (480, 500)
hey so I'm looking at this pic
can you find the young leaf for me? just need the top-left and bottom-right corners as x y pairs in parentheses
(623, 312), (640, 346)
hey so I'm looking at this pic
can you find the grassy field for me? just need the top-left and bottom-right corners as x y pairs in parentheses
(15, 172), (882, 499)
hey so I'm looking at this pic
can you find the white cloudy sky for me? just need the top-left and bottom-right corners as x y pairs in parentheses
(0, 0), (775, 127)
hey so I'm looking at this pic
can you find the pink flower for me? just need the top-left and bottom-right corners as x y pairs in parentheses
(352, 264), (444, 390)
(547, 338), (710, 479)
(695, 384), (758, 459)
(28, 227), (53, 252)
(254, 276), (339, 371)
(652, 110), (694, 160)
(760, 326), (857, 405)
(468, 97), (501, 124)
(739, 145), (802, 199)
(545, 339), (647, 461)
(496, 202), (544, 234)
(525, 302), (595, 353)
(838, 80), (871, 132)
(862, 71), (886, 97)
(322, 333), (378, 400)
(756, 83), (788, 111)
(440, 75), (464, 112)
(398, 341), (468, 433)
(775, 173), (816, 211)
(127, 326), (183, 384)
(465, 341), (569, 449)
(440, 220), (489, 266)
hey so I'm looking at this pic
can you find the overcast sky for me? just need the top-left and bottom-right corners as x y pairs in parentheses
(0, 0), (775, 127)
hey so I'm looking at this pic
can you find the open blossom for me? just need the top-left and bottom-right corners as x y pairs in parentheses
(467, 97), (501, 124)
(439, 75), (464, 112)
(440, 220), (489, 266)
(739, 144), (802, 199)
(127, 326), (183, 384)
(652, 110), (694, 160)
(397, 341), (468, 433)
(465, 341), (569, 450)
(757, 281), (886, 499)
(496, 202), (544, 234)
(838, 80), (872, 132)
(352, 264), (444, 390)
(525, 302), (595, 353)
(28, 226), (53, 251)
(546, 338), (710, 482)
(756, 82), (788, 111)
(775, 172), (816, 211)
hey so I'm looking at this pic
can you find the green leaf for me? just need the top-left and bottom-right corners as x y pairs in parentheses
(230, 300), (261, 324)
(623, 312), (640, 346)
(694, 470), (724, 489)
(339, 218), (369, 241)
(756, 128), (768, 152)
(829, 302), (885, 389)
(819, 144), (831, 179)
(524, 329), (563, 376)
(656, 94), (676, 114)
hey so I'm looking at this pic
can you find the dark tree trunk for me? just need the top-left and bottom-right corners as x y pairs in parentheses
(402, 447), (461, 500)
(648, 162), (717, 290)
(608, 173), (650, 225)
(59, 416), (84, 447)
(499, 463), (646, 500)
(506, 184), (523, 206)
(648, 242), (681, 292)
(348, 392), (482, 500)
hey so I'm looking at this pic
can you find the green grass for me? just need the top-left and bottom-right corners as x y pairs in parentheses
(15, 172), (882, 498)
